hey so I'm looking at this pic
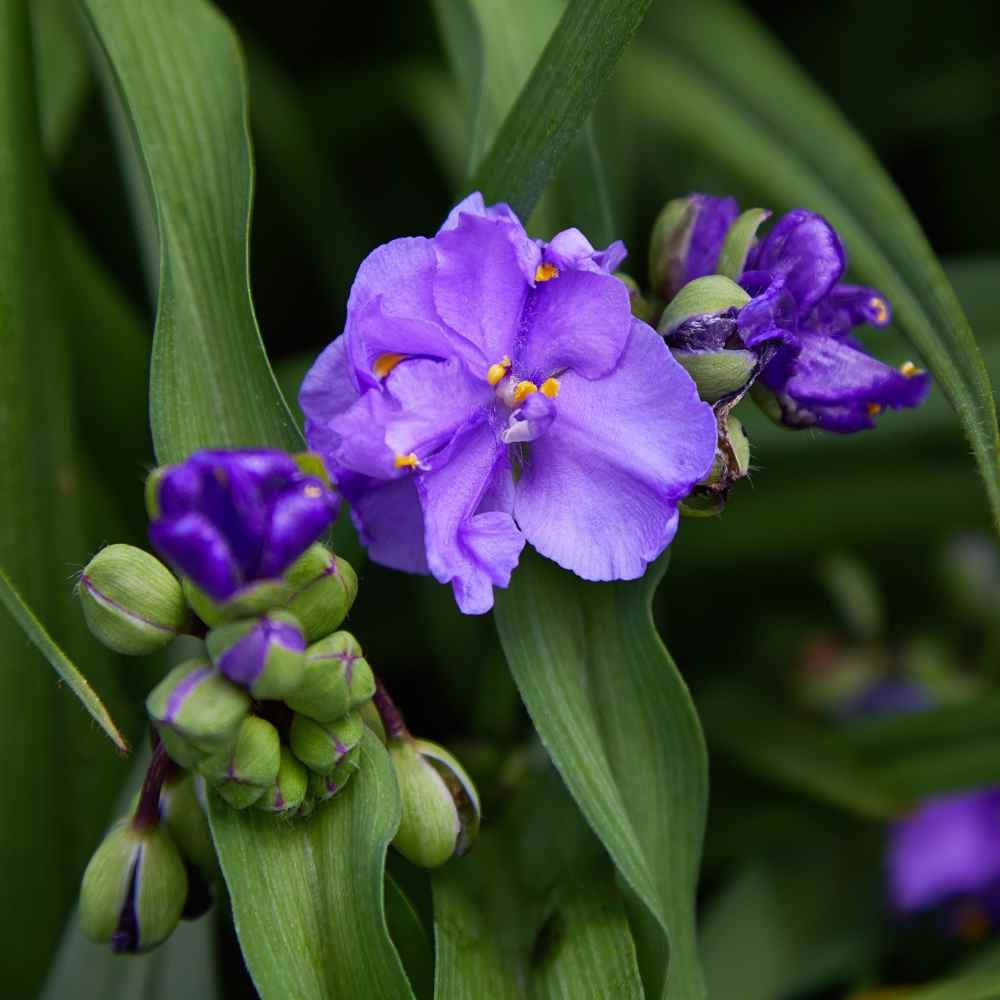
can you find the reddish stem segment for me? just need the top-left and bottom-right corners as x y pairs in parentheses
(131, 739), (174, 829)
(372, 675), (408, 740)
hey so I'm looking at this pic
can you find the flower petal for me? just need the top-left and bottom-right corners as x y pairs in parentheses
(341, 472), (430, 575)
(258, 478), (338, 579)
(433, 211), (539, 369)
(544, 227), (627, 274)
(888, 789), (1000, 913)
(149, 512), (241, 601)
(762, 334), (930, 432)
(518, 268), (632, 381)
(301, 336), (360, 462)
(415, 418), (523, 613)
(438, 191), (519, 232)
(749, 209), (846, 313)
(514, 320), (716, 581)
(685, 194), (739, 284)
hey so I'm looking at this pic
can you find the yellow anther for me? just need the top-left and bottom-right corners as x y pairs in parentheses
(487, 355), (511, 386)
(900, 360), (923, 379)
(512, 380), (538, 404)
(303, 484), (323, 499)
(540, 377), (560, 399)
(373, 352), (407, 379)
(535, 263), (559, 283)
(394, 453), (419, 470)
(865, 402), (883, 417)
(869, 297), (889, 325)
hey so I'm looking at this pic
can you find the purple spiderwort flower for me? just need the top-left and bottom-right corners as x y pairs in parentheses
(301, 193), (717, 614)
(148, 450), (338, 602)
(845, 677), (1000, 936)
(661, 199), (930, 432)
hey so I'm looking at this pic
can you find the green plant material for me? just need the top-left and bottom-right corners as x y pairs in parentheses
(469, 0), (652, 220)
(819, 553), (884, 641)
(79, 0), (300, 462)
(0, 568), (128, 754)
(210, 731), (414, 1000)
(385, 874), (434, 1000)
(622, 0), (1000, 529)
(494, 552), (707, 998)
(32, 0), (92, 160)
(716, 207), (770, 281)
(432, 766), (643, 1000)
(1, 6), (137, 989)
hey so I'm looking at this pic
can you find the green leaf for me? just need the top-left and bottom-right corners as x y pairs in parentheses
(209, 732), (414, 1000)
(0, 567), (128, 754)
(469, 0), (653, 220)
(79, 0), (300, 462)
(432, 767), (643, 1000)
(494, 552), (708, 998)
(386, 873), (434, 1000)
(621, 0), (1000, 528)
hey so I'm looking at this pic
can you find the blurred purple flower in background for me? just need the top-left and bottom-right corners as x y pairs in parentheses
(301, 193), (717, 613)
(149, 450), (337, 601)
(659, 196), (930, 431)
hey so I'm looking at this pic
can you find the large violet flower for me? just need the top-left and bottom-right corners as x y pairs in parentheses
(301, 193), (717, 614)
(149, 450), (338, 602)
(659, 198), (930, 432)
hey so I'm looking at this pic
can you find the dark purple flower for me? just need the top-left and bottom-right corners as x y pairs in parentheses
(840, 677), (935, 720)
(149, 450), (337, 602)
(888, 789), (1000, 930)
(301, 193), (717, 614)
(660, 200), (930, 432)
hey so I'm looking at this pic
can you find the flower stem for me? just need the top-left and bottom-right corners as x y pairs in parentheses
(131, 739), (173, 830)
(372, 674), (409, 740)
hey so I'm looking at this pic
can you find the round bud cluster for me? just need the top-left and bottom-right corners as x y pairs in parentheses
(76, 450), (481, 955)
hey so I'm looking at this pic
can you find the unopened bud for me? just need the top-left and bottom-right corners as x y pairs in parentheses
(79, 820), (187, 953)
(308, 743), (362, 803)
(389, 738), (481, 869)
(282, 544), (358, 643)
(206, 611), (305, 700)
(359, 700), (387, 745)
(198, 716), (280, 810)
(289, 710), (364, 776)
(284, 631), (374, 722)
(78, 544), (187, 655)
(158, 773), (217, 879)
(649, 193), (738, 302)
(681, 412), (751, 517)
(147, 659), (250, 757)
(255, 746), (308, 814)
(613, 272), (653, 324)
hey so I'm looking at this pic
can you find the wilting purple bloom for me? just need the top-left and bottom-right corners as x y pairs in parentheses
(888, 789), (1000, 929)
(301, 193), (716, 613)
(149, 450), (337, 602)
(662, 200), (930, 432)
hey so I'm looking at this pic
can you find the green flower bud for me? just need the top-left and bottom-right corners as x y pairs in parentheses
(183, 577), (293, 628)
(284, 631), (375, 723)
(158, 773), (217, 879)
(255, 746), (308, 814)
(390, 738), (481, 869)
(80, 820), (187, 952)
(78, 544), (187, 655)
(359, 700), (387, 745)
(147, 659), (250, 755)
(308, 743), (362, 803)
(716, 207), (770, 281)
(648, 196), (695, 301)
(283, 544), (358, 643)
(681, 412), (751, 518)
(198, 716), (280, 810)
(289, 710), (364, 776)
(673, 350), (758, 405)
(206, 611), (306, 700)
(144, 466), (168, 520)
(658, 274), (750, 337)
(155, 726), (208, 770)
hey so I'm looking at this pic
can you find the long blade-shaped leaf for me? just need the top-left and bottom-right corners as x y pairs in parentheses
(0, 568), (127, 754)
(209, 732), (414, 1000)
(470, 0), (652, 220)
(622, 0), (1000, 527)
(494, 554), (708, 998)
(79, 0), (300, 462)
